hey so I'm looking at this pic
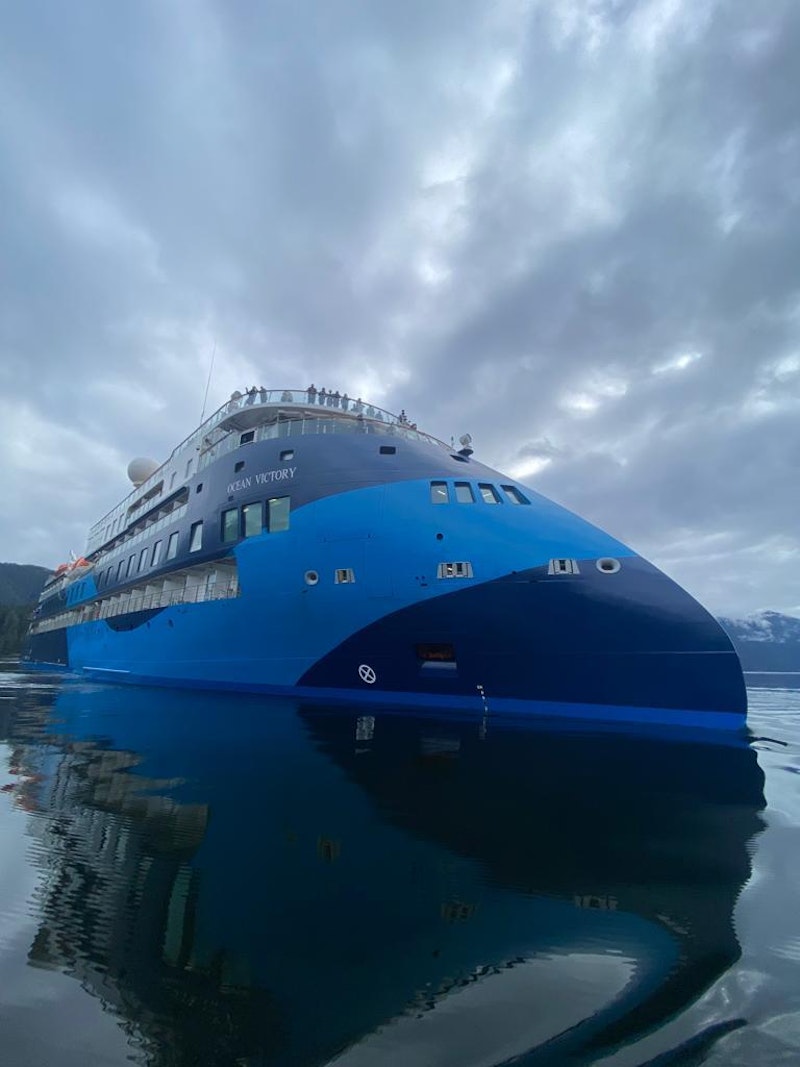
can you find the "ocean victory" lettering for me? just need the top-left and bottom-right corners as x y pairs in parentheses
(227, 467), (297, 494)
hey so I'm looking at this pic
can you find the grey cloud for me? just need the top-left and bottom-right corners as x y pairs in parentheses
(0, 0), (798, 615)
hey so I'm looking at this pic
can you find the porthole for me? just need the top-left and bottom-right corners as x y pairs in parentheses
(304, 570), (320, 586)
(596, 557), (621, 574)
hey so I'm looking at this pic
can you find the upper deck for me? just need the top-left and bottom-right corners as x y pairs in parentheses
(83, 390), (449, 559)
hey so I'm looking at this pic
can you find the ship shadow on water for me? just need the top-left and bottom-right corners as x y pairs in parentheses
(2, 680), (766, 1067)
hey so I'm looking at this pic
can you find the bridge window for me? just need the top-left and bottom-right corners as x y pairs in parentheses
(267, 496), (290, 532)
(478, 484), (501, 504)
(242, 502), (263, 538)
(454, 482), (474, 503)
(189, 522), (203, 552)
(221, 508), (238, 544)
(501, 485), (530, 505)
(430, 481), (449, 504)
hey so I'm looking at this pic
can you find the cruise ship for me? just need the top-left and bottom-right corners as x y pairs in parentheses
(22, 388), (747, 729)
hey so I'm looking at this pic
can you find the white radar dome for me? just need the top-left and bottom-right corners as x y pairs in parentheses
(127, 457), (160, 487)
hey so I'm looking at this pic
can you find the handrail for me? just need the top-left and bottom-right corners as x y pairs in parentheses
(89, 390), (447, 538)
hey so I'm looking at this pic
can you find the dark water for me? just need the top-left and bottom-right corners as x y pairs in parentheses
(1, 665), (798, 1066)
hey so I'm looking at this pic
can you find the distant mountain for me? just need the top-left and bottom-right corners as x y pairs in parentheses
(719, 612), (800, 672)
(0, 562), (51, 606)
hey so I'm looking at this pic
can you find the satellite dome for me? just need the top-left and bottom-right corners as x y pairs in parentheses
(127, 457), (159, 487)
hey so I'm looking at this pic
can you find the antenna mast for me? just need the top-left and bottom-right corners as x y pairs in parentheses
(199, 338), (217, 424)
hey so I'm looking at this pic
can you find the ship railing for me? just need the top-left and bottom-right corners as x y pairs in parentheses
(29, 577), (240, 633)
(87, 390), (449, 551)
(197, 411), (447, 471)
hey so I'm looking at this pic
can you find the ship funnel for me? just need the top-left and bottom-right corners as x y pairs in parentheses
(127, 457), (159, 487)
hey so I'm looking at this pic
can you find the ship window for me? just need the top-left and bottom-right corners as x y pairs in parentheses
(454, 482), (474, 503)
(221, 508), (239, 544)
(437, 561), (474, 579)
(242, 503), (263, 538)
(240, 430), (255, 445)
(380, 445), (396, 455)
(280, 449), (294, 461)
(105, 566), (113, 586)
(548, 558), (580, 575)
(478, 483), (501, 504)
(267, 496), (290, 533)
(501, 485), (530, 505)
(138, 548), (148, 573)
(335, 568), (355, 584)
(235, 460), (245, 472)
(196, 483), (203, 493)
(151, 539), (163, 566)
(126, 554), (136, 577)
(189, 521), (203, 552)
(166, 531), (179, 561)
(185, 458), (193, 478)
(170, 472), (177, 490)
(430, 481), (449, 504)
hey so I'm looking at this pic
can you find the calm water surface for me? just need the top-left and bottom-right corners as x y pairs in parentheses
(1, 663), (798, 1066)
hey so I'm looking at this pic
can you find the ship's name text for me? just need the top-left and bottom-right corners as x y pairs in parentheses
(227, 467), (296, 494)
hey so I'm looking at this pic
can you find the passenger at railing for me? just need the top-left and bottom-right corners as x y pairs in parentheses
(354, 397), (364, 413)
(326, 390), (335, 407)
(399, 409), (408, 424)
(308, 383), (317, 404)
(229, 390), (243, 411)
(259, 387), (267, 403)
(246, 386), (258, 405)
(319, 387), (327, 405)
(366, 405), (375, 417)
(332, 390), (341, 408)
(342, 392), (350, 411)
(281, 390), (293, 402)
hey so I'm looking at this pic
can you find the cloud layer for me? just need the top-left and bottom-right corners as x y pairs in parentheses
(0, 0), (798, 616)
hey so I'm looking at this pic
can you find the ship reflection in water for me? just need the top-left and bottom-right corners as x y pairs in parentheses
(3, 683), (765, 1066)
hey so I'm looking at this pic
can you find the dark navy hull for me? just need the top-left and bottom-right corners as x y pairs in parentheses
(22, 401), (747, 730)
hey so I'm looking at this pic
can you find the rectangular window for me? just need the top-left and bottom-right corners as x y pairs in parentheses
(478, 483), (501, 504)
(138, 548), (149, 573)
(335, 568), (355, 584)
(126, 554), (136, 577)
(105, 566), (113, 587)
(379, 445), (396, 455)
(235, 460), (245, 472)
(437, 561), (474, 579)
(240, 430), (255, 445)
(151, 539), (163, 566)
(454, 482), (474, 503)
(166, 531), (179, 560)
(501, 485), (530, 505)
(242, 503), (262, 538)
(189, 521), (203, 552)
(221, 508), (239, 544)
(280, 449), (294, 461)
(267, 496), (290, 533)
(116, 560), (124, 581)
(430, 481), (449, 504)
(185, 458), (193, 478)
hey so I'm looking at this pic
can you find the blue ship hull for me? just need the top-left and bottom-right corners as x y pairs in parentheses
(22, 397), (747, 730)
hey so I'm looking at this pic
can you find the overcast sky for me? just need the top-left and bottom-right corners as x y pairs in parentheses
(0, 0), (797, 618)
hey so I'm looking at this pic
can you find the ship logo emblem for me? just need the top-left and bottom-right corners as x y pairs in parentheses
(358, 664), (377, 684)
